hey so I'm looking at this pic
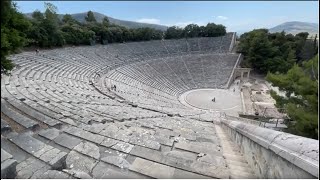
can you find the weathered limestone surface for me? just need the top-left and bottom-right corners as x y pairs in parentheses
(65, 151), (97, 174)
(74, 142), (100, 159)
(53, 133), (82, 149)
(1, 149), (17, 179)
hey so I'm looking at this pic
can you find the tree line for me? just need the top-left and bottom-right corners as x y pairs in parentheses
(238, 29), (318, 139)
(237, 29), (318, 74)
(1, 1), (227, 72)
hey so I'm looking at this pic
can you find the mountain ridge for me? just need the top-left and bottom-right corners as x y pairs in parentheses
(24, 11), (168, 31)
(269, 21), (318, 37)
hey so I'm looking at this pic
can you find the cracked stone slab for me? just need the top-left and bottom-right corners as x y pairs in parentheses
(49, 151), (68, 169)
(8, 133), (45, 154)
(62, 169), (92, 179)
(154, 135), (174, 146)
(197, 154), (227, 167)
(111, 142), (134, 153)
(64, 127), (104, 144)
(82, 123), (108, 134)
(33, 145), (67, 169)
(101, 156), (130, 169)
(74, 142), (100, 159)
(54, 133), (82, 149)
(129, 134), (161, 150)
(164, 150), (197, 162)
(92, 162), (143, 179)
(101, 138), (119, 148)
(16, 157), (50, 179)
(38, 128), (60, 140)
(34, 170), (71, 179)
(129, 157), (175, 179)
(66, 151), (97, 174)
(33, 145), (54, 158)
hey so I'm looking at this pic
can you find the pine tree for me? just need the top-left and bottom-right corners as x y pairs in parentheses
(266, 55), (318, 139)
(85, 11), (97, 23)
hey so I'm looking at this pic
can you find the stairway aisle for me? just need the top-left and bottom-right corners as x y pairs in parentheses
(215, 124), (258, 179)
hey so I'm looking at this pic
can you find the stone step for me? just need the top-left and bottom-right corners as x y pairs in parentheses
(1, 99), (39, 130)
(130, 145), (229, 179)
(223, 153), (246, 163)
(1, 149), (17, 179)
(226, 158), (251, 167)
(6, 132), (67, 169)
(16, 156), (51, 179)
(1, 119), (11, 132)
(230, 169), (257, 179)
(6, 98), (62, 128)
(1, 148), (18, 179)
(129, 157), (176, 179)
(63, 126), (105, 144)
(228, 163), (253, 174)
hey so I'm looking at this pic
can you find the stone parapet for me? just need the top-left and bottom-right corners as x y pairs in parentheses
(221, 120), (319, 178)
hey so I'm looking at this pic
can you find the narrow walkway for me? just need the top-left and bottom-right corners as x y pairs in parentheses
(215, 125), (258, 179)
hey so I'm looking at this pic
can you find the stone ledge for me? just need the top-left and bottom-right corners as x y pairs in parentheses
(221, 120), (319, 178)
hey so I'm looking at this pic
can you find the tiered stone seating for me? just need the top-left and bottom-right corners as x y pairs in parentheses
(0, 33), (263, 179)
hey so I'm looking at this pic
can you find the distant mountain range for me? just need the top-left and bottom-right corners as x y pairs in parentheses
(269, 21), (318, 37)
(24, 11), (168, 31)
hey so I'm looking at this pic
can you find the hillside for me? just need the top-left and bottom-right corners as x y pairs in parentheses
(24, 11), (168, 31)
(269, 21), (318, 37)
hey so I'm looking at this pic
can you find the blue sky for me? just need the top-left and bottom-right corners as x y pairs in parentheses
(15, 1), (318, 33)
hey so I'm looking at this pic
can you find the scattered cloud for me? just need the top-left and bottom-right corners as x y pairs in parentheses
(165, 21), (207, 28)
(136, 18), (161, 24)
(216, 16), (228, 20)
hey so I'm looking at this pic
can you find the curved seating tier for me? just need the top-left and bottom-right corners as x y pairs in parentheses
(0, 33), (259, 179)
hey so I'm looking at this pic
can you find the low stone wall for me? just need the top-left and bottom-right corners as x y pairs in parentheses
(221, 120), (319, 179)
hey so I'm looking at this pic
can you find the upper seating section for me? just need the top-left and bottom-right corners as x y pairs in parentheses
(4, 33), (236, 116)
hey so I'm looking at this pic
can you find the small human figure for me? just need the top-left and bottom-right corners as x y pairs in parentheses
(212, 97), (215, 102)
(233, 88), (235, 92)
(35, 49), (39, 54)
(113, 85), (117, 91)
(237, 81), (239, 85)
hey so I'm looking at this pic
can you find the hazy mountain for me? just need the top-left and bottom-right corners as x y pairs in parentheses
(269, 21), (318, 37)
(24, 11), (168, 31)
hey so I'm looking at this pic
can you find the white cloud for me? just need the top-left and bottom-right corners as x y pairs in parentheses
(216, 16), (228, 20)
(165, 21), (207, 28)
(136, 18), (161, 24)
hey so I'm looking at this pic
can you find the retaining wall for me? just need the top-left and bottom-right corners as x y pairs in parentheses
(221, 120), (319, 179)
